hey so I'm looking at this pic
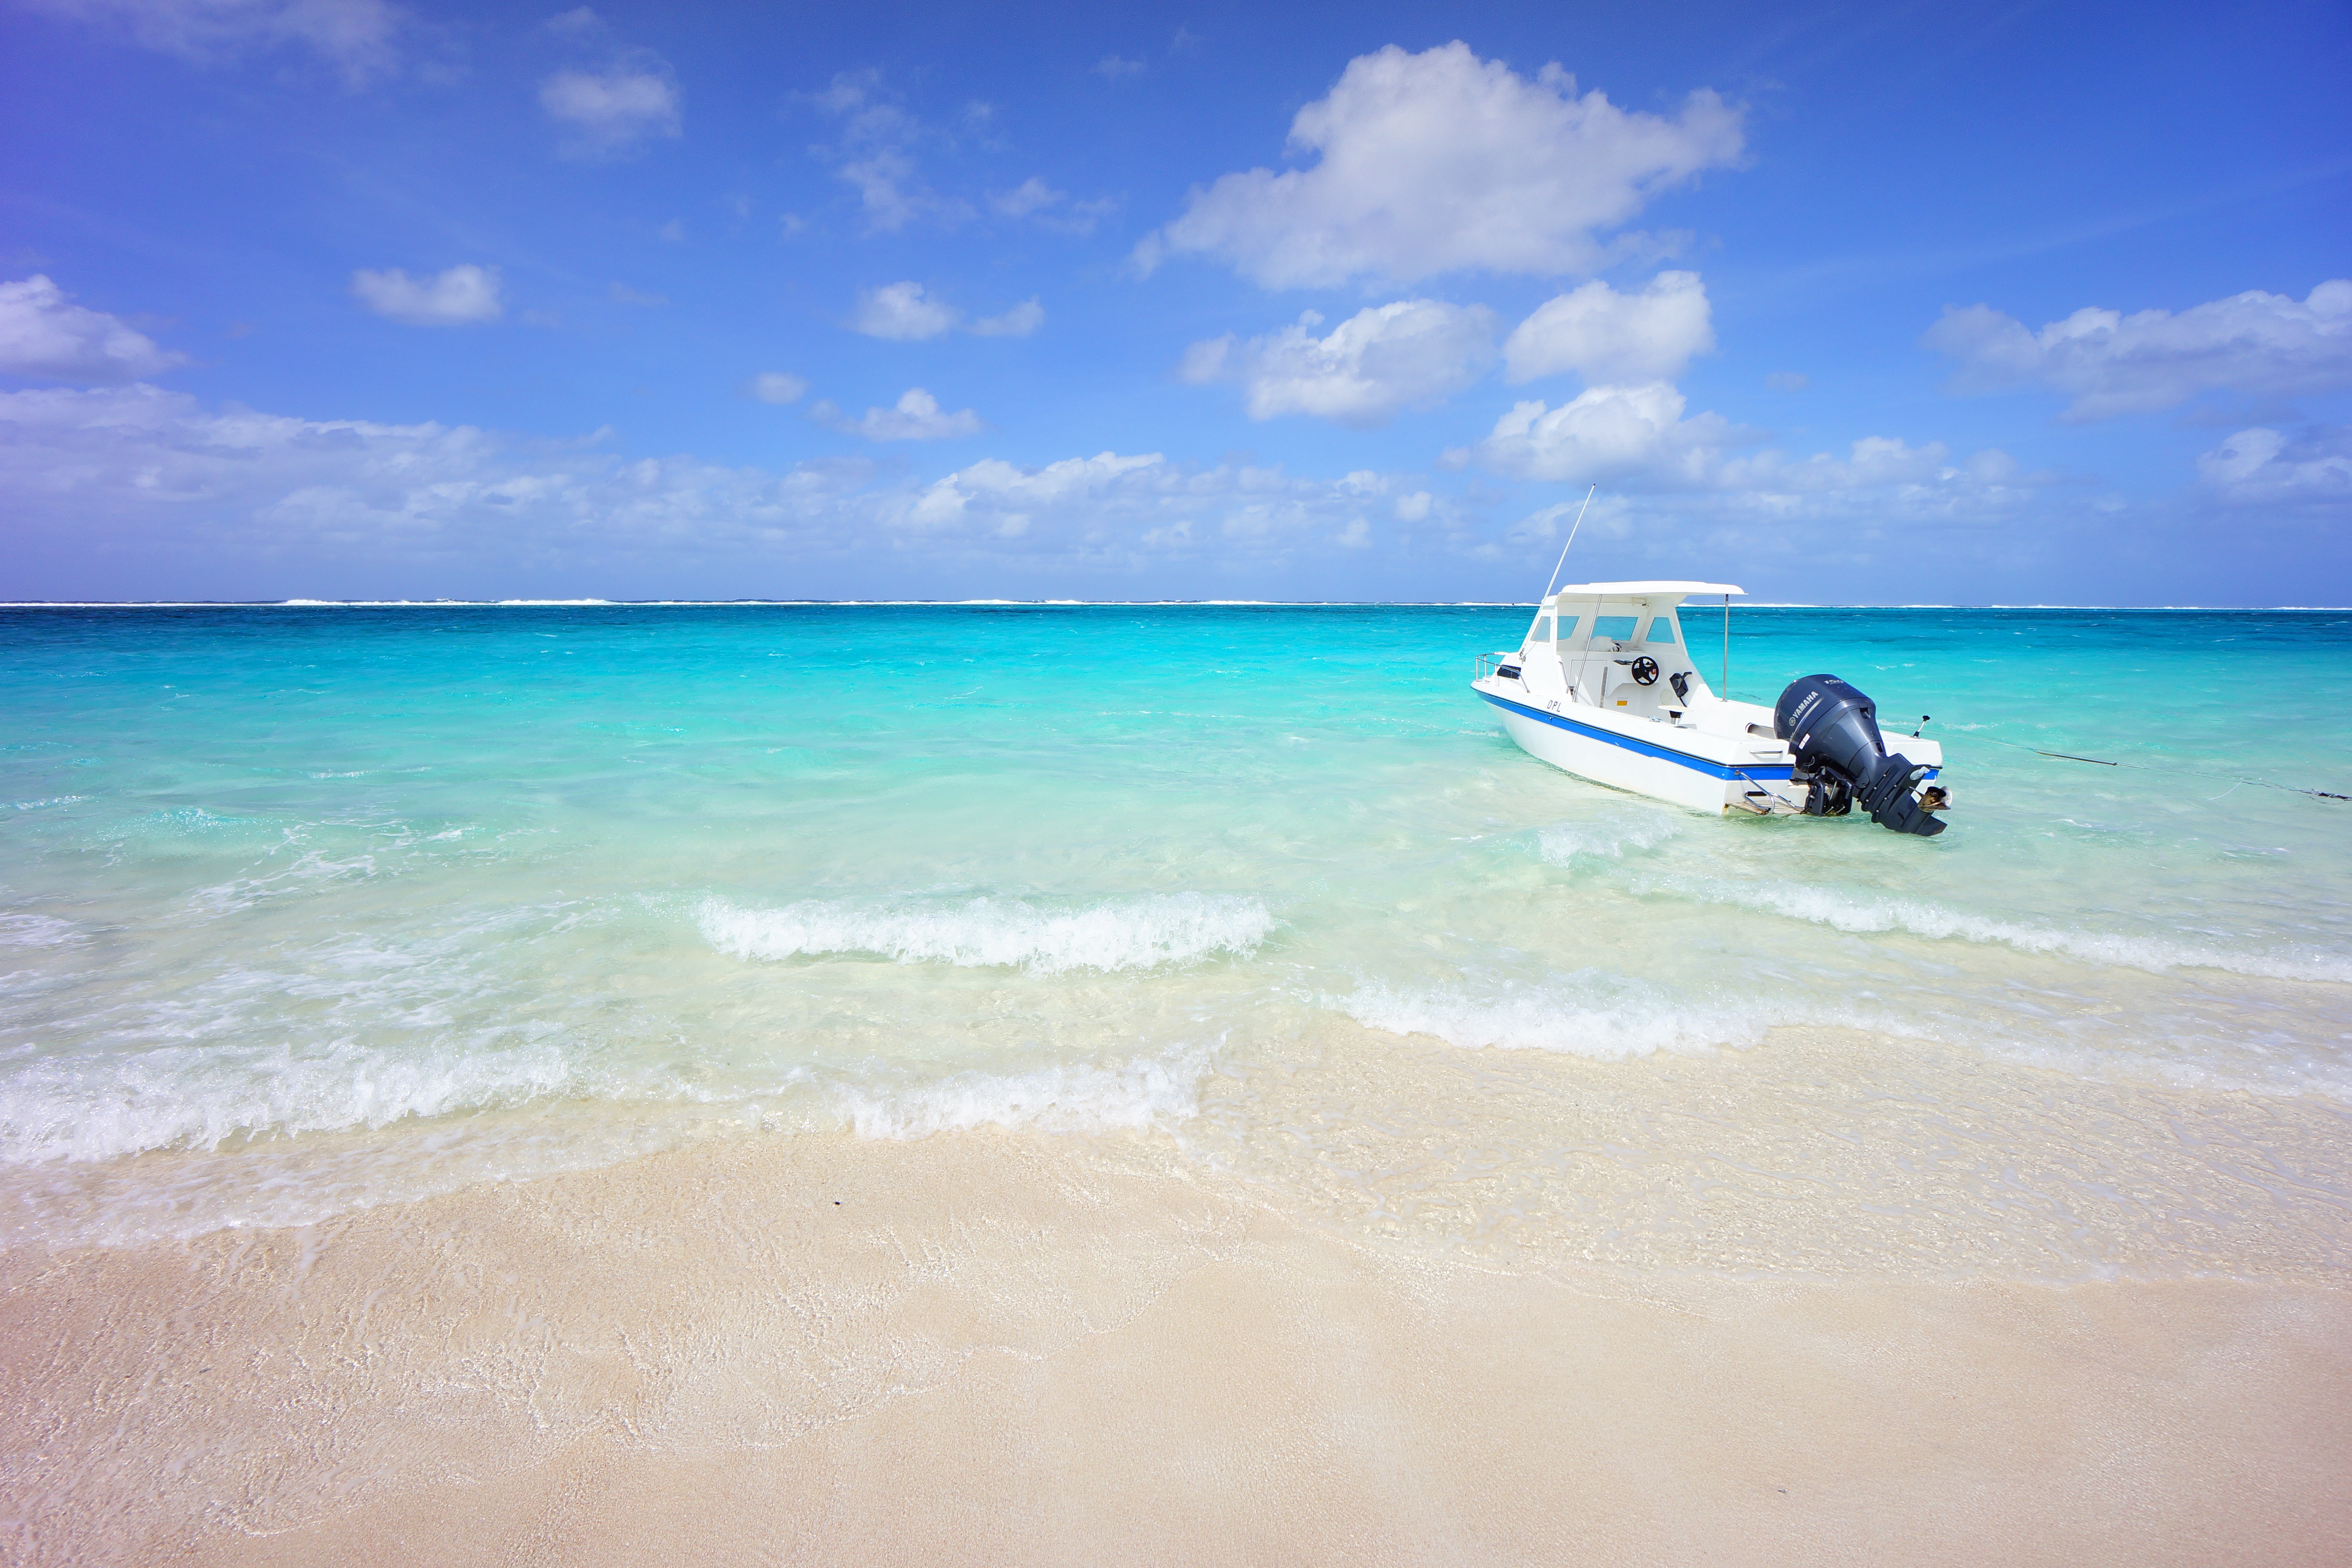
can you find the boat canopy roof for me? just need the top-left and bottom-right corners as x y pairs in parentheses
(1545, 580), (1745, 607)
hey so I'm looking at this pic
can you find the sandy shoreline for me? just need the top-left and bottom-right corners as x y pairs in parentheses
(4, 1125), (2347, 1566)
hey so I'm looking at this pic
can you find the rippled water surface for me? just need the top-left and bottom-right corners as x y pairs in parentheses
(5, 604), (2348, 1262)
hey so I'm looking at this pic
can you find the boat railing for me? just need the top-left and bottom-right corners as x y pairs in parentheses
(1475, 651), (1516, 682)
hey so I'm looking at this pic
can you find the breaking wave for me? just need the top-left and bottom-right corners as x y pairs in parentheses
(1328, 973), (1886, 1060)
(699, 892), (1274, 975)
(1641, 875), (2352, 984)
(0, 1036), (579, 1165)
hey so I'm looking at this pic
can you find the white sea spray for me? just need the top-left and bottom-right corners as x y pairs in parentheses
(698, 892), (1274, 974)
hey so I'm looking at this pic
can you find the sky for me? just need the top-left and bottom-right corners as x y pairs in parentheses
(1, 0), (2347, 604)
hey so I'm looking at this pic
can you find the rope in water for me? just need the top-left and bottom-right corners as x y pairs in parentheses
(1920, 722), (2349, 801)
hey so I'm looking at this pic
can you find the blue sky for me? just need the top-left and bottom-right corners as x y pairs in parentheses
(2, 0), (2347, 603)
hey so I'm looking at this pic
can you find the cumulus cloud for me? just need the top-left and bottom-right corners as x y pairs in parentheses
(811, 388), (984, 441)
(849, 281), (956, 340)
(1503, 271), (1713, 385)
(1137, 42), (1743, 288)
(0, 378), (2096, 602)
(539, 55), (681, 157)
(899, 450), (1166, 530)
(27, 0), (409, 82)
(4, 383), (1418, 592)
(1449, 371), (2004, 517)
(1180, 299), (1496, 427)
(740, 372), (808, 405)
(1454, 382), (1739, 483)
(893, 449), (1399, 555)
(970, 298), (1044, 338)
(0, 275), (188, 382)
(1924, 279), (2352, 421)
(350, 264), (503, 325)
(2197, 425), (2352, 511)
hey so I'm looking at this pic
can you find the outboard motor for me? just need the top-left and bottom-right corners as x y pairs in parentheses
(1773, 674), (1946, 837)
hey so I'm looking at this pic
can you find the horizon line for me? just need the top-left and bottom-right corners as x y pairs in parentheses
(3, 599), (2350, 612)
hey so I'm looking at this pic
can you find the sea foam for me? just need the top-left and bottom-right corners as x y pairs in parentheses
(0, 1036), (579, 1165)
(830, 1045), (1214, 1139)
(1328, 973), (1865, 1059)
(699, 892), (1273, 974)
(1641, 873), (2352, 984)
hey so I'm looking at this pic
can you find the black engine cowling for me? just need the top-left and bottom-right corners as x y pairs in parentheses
(1773, 674), (1945, 837)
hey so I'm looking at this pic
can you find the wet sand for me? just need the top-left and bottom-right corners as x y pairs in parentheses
(4, 1127), (2347, 1566)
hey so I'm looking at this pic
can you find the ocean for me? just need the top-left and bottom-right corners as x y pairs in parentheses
(5, 603), (2349, 1276)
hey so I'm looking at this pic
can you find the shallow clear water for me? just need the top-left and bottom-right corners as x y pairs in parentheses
(4, 604), (2349, 1261)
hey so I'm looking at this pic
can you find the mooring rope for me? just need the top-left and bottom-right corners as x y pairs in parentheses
(1923, 722), (2348, 802)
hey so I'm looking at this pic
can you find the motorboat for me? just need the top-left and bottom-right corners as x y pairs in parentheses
(1471, 581), (1949, 835)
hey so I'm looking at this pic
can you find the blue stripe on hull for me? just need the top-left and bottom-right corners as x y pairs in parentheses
(1477, 688), (1795, 781)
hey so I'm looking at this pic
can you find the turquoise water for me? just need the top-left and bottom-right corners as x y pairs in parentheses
(4, 605), (2350, 1255)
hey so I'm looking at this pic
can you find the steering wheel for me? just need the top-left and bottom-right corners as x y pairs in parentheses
(1629, 655), (1661, 686)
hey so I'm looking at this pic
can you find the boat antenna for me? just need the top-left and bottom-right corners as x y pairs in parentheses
(1540, 485), (1598, 602)
(1721, 593), (1731, 698)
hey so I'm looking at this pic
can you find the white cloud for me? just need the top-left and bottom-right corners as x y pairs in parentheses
(1454, 382), (1738, 483)
(608, 281), (666, 306)
(813, 388), (983, 441)
(1503, 270), (1713, 385)
(1924, 279), (2352, 421)
(895, 450), (1419, 558)
(988, 179), (1118, 237)
(848, 284), (1041, 341)
(350, 264), (503, 326)
(1453, 379), (2019, 528)
(1138, 42), (1743, 288)
(740, 372), (808, 405)
(27, 0), (408, 82)
(849, 281), (957, 340)
(539, 56), (681, 157)
(1180, 299), (1495, 427)
(0, 383), (887, 584)
(970, 299), (1044, 338)
(1765, 370), (1809, 392)
(838, 147), (921, 230)
(0, 379), (2074, 602)
(0, 275), (188, 382)
(808, 71), (970, 233)
(907, 450), (1165, 528)
(1096, 54), (1143, 79)
(991, 178), (1062, 218)
(2197, 425), (2352, 510)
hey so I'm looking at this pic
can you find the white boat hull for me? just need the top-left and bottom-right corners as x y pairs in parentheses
(1478, 683), (1804, 815)
(1470, 581), (1944, 826)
